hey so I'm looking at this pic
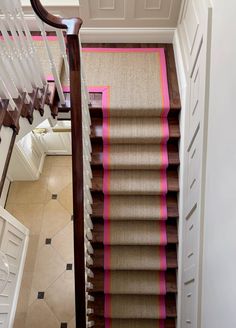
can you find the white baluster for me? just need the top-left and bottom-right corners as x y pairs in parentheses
(55, 28), (70, 83)
(86, 268), (94, 279)
(87, 308), (94, 315)
(0, 57), (19, 99)
(36, 17), (66, 105)
(86, 282), (93, 290)
(10, 0), (46, 86)
(0, 80), (17, 111)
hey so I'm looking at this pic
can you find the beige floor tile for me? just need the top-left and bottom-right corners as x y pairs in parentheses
(11, 155), (75, 326)
(15, 272), (33, 313)
(46, 155), (72, 167)
(24, 235), (40, 272)
(28, 287), (38, 306)
(45, 270), (75, 322)
(58, 183), (73, 214)
(41, 200), (71, 238)
(32, 245), (65, 291)
(68, 316), (75, 328)
(47, 173), (72, 194)
(52, 222), (74, 263)
(13, 312), (27, 328)
(7, 178), (49, 204)
(40, 158), (52, 177)
(5, 203), (44, 235)
(25, 300), (59, 328)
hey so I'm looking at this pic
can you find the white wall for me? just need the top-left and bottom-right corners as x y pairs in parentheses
(174, 1), (212, 327)
(201, 1), (236, 327)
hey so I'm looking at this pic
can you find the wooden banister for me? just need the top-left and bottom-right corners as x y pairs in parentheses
(30, 0), (82, 34)
(30, 1), (86, 327)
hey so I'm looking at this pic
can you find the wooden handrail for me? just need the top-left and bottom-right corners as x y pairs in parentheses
(30, 1), (86, 327)
(30, 0), (82, 34)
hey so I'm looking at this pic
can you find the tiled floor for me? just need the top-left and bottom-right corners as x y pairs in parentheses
(6, 156), (75, 328)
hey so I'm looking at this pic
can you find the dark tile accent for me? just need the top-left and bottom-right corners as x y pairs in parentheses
(66, 263), (73, 270)
(61, 323), (67, 328)
(45, 238), (51, 245)
(52, 194), (58, 200)
(37, 292), (45, 299)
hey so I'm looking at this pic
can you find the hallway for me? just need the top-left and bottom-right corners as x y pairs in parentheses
(6, 156), (75, 328)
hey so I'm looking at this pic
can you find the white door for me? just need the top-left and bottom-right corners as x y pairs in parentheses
(0, 207), (29, 328)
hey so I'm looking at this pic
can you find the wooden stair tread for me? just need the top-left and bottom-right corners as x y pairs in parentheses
(91, 247), (177, 269)
(91, 143), (179, 166)
(0, 100), (8, 133)
(90, 269), (177, 293)
(91, 117), (180, 140)
(88, 293), (177, 318)
(92, 222), (178, 244)
(91, 192), (179, 218)
(88, 316), (176, 328)
(91, 169), (179, 193)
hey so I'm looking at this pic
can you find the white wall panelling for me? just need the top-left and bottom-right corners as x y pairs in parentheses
(201, 0), (236, 326)
(174, 1), (212, 327)
(19, 0), (182, 42)
(80, 0), (182, 28)
(8, 131), (46, 181)
(38, 131), (72, 155)
(0, 206), (29, 328)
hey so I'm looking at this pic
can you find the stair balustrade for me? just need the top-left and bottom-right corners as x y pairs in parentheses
(30, 1), (93, 327)
(0, 0), (73, 196)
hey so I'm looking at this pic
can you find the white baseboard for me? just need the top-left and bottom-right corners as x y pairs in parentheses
(80, 28), (176, 44)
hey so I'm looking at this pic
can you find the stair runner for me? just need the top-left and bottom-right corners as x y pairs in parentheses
(83, 48), (172, 328)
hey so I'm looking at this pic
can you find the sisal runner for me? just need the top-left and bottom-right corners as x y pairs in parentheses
(84, 48), (170, 327)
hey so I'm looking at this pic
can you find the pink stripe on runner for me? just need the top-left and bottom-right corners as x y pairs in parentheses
(105, 318), (111, 328)
(160, 221), (167, 246)
(160, 171), (167, 195)
(159, 48), (170, 116)
(161, 117), (169, 144)
(104, 204), (111, 239)
(83, 47), (166, 53)
(103, 144), (109, 170)
(31, 35), (58, 41)
(63, 86), (70, 93)
(47, 75), (54, 82)
(160, 196), (168, 220)
(160, 144), (168, 169)
(103, 169), (110, 195)
(104, 245), (111, 270)
(104, 271), (111, 294)
(160, 247), (167, 271)
(160, 296), (166, 319)
(159, 320), (165, 328)
(0, 36), (58, 41)
(159, 271), (166, 295)
(105, 294), (111, 318)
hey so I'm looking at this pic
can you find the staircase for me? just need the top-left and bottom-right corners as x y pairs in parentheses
(86, 44), (180, 328)
(0, 0), (180, 326)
